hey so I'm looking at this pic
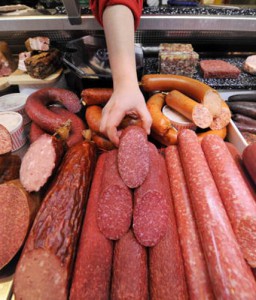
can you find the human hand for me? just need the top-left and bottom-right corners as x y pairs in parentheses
(99, 85), (152, 146)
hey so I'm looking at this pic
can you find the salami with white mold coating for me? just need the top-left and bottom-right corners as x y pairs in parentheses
(202, 134), (256, 267)
(178, 129), (256, 299)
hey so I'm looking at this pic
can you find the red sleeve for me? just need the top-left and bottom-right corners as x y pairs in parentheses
(90, 0), (143, 29)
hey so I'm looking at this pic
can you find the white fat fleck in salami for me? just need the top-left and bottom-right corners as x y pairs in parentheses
(165, 145), (214, 300)
(97, 149), (133, 240)
(133, 143), (169, 247)
(118, 126), (150, 188)
(202, 134), (256, 267)
(178, 129), (256, 299)
(192, 104), (213, 129)
(0, 124), (12, 154)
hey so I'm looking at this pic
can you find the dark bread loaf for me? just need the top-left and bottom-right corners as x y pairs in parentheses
(24, 48), (62, 79)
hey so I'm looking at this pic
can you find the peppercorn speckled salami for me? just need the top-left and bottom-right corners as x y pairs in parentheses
(133, 142), (169, 247)
(70, 153), (113, 300)
(111, 230), (148, 300)
(149, 148), (188, 299)
(97, 149), (133, 240)
(165, 145), (214, 300)
(202, 135), (256, 267)
(118, 126), (150, 188)
(14, 141), (96, 300)
(178, 129), (256, 299)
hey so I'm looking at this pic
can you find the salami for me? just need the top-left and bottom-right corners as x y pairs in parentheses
(70, 154), (113, 300)
(165, 145), (214, 300)
(111, 230), (148, 300)
(20, 134), (64, 192)
(97, 149), (133, 240)
(178, 129), (256, 299)
(0, 180), (40, 270)
(14, 141), (96, 300)
(202, 135), (256, 267)
(149, 146), (188, 299)
(0, 124), (12, 154)
(133, 143), (169, 247)
(243, 142), (256, 185)
(118, 126), (150, 188)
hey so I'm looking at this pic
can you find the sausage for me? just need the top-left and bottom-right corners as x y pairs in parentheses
(146, 93), (178, 145)
(0, 153), (21, 184)
(49, 106), (85, 147)
(233, 114), (256, 126)
(0, 124), (12, 155)
(178, 129), (256, 299)
(20, 134), (64, 192)
(228, 93), (256, 102)
(234, 122), (256, 134)
(226, 101), (256, 119)
(14, 141), (96, 300)
(70, 153), (113, 300)
(29, 122), (45, 144)
(243, 142), (256, 186)
(97, 149), (133, 240)
(92, 132), (115, 151)
(197, 126), (227, 142)
(166, 90), (213, 129)
(85, 105), (102, 133)
(111, 230), (148, 300)
(81, 88), (113, 106)
(225, 142), (256, 199)
(133, 143), (169, 247)
(25, 88), (81, 133)
(0, 179), (40, 271)
(149, 144), (188, 299)
(141, 74), (222, 117)
(118, 126), (150, 188)
(202, 135), (256, 267)
(210, 100), (231, 130)
(165, 145), (214, 300)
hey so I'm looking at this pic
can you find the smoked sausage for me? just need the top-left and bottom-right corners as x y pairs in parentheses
(81, 88), (113, 106)
(178, 129), (256, 299)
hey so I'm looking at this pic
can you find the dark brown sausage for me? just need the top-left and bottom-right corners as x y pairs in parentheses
(178, 129), (256, 299)
(25, 88), (81, 133)
(81, 88), (113, 106)
(70, 153), (113, 300)
(0, 154), (21, 184)
(149, 144), (188, 299)
(226, 101), (256, 119)
(232, 114), (256, 127)
(111, 230), (148, 300)
(0, 179), (40, 270)
(165, 145), (214, 300)
(0, 124), (12, 154)
(118, 126), (150, 188)
(14, 141), (96, 300)
(133, 143), (169, 247)
(234, 122), (256, 134)
(20, 134), (64, 192)
(228, 93), (256, 102)
(202, 134), (256, 267)
(243, 142), (256, 186)
(97, 149), (133, 240)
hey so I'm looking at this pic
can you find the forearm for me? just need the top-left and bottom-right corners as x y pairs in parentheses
(102, 5), (138, 90)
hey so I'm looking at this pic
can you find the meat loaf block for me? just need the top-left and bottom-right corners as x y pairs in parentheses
(0, 41), (17, 77)
(24, 48), (62, 79)
(200, 59), (241, 79)
(159, 43), (194, 52)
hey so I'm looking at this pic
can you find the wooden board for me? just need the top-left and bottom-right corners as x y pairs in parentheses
(0, 77), (10, 91)
(8, 69), (62, 85)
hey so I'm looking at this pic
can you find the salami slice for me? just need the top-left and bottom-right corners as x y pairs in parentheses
(0, 124), (12, 154)
(178, 129), (256, 299)
(118, 125), (150, 188)
(165, 145), (214, 300)
(202, 135), (256, 267)
(97, 149), (133, 240)
(70, 154), (113, 300)
(133, 143), (169, 247)
(111, 230), (148, 300)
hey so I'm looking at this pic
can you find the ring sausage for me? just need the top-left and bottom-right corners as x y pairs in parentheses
(81, 88), (113, 106)
(141, 74), (222, 117)
(210, 100), (231, 130)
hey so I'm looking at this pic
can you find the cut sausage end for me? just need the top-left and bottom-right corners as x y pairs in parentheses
(14, 249), (67, 300)
(204, 90), (222, 117)
(192, 104), (213, 129)
(133, 191), (169, 247)
(210, 107), (231, 130)
(0, 124), (12, 155)
(97, 185), (133, 240)
(0, 185), (29, 270)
